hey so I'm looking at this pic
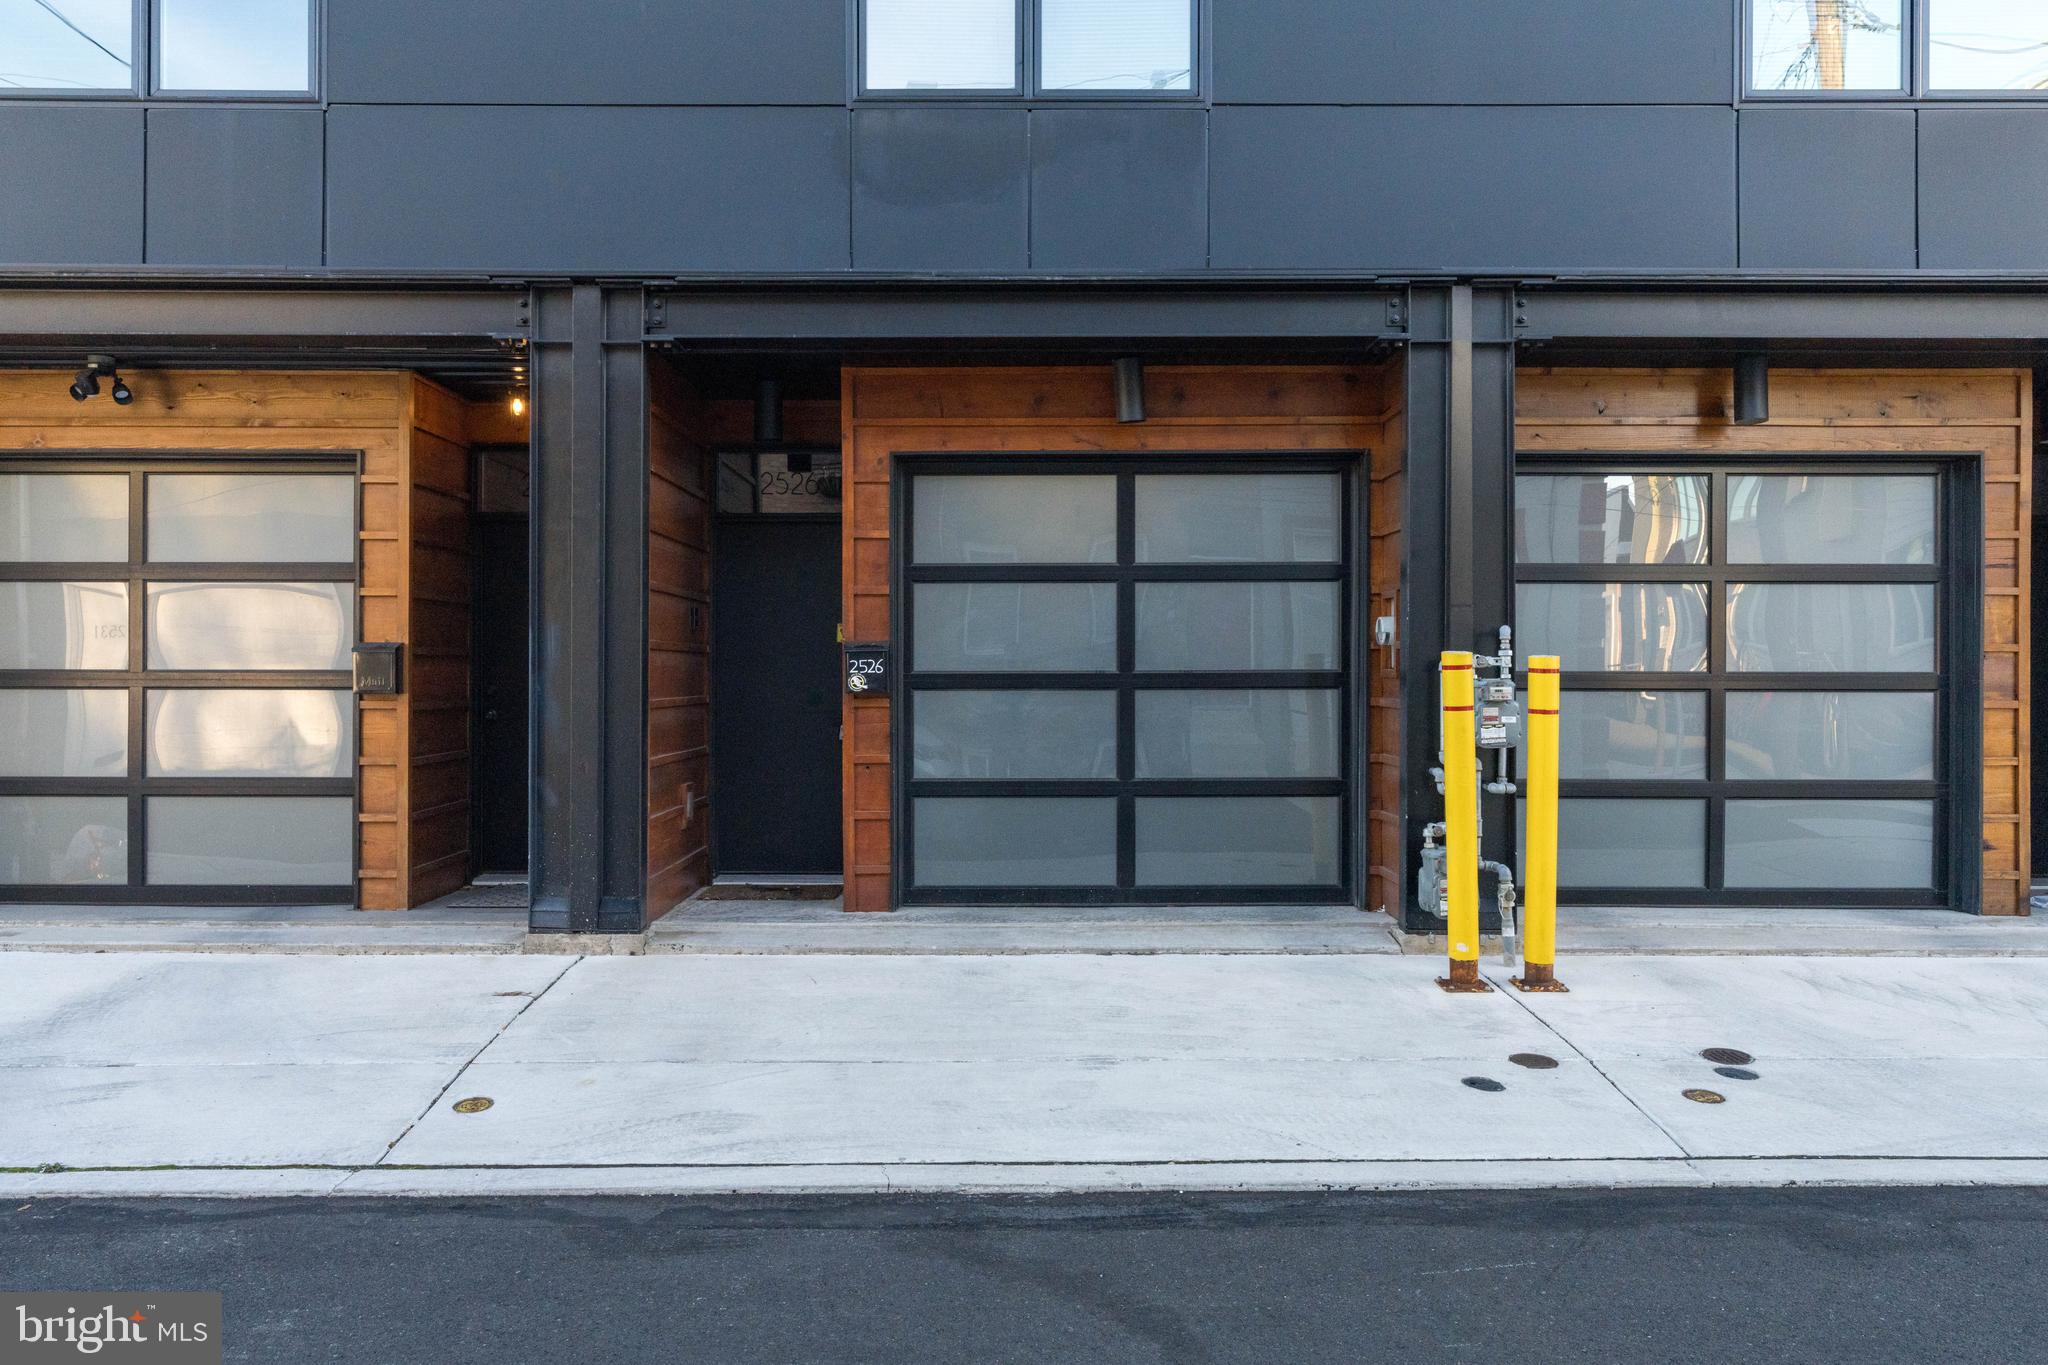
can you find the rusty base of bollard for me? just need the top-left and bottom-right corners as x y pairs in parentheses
(1436, 959), (1494, 994)
(1511, 963), (1570, 993)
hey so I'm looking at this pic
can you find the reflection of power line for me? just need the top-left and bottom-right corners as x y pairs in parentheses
(29, 0), (129, 69)
(1933, 39), (2048, 56)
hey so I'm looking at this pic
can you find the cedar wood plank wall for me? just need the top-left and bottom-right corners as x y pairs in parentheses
(1367, 381), (1407, 915)
(839, 364), (1398, 914)
(647, 364), (715, 918)
(643, 388), (848, 919)
(0, 369), (494, 910)
(1517, 367), (2033, 915)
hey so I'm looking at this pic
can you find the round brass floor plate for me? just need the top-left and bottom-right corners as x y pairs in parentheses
(452, 1097), (495, 1114)
(1683, 1088), (1726, 1105)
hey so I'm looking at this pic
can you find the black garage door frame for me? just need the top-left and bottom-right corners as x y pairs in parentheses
(889, 450), (1365, 907)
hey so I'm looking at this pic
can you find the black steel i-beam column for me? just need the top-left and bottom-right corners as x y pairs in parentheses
(529, 285), (651, 934)
(1401, 283), (1520, 932)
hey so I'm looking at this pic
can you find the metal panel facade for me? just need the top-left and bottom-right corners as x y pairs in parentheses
(1209, 107), (1737, 272)
(0, 107), (144, 267)
(1738, 109), (1917, 271)
(6, 1), (2044, 278)
(326, 106), (851, 273)
(145, 109), (325, 268)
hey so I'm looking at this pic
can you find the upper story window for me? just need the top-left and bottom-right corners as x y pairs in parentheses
(1748, 1), (2048, 98)
(0, 0), (315, 98)
(861, 0), (1195, 97)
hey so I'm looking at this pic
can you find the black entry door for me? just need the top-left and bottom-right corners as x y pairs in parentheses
(711, 517), (843, 876)
(471, 516), (529, 874)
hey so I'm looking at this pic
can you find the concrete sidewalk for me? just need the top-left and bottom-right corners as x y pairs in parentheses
(4, 950), (2047, 1198)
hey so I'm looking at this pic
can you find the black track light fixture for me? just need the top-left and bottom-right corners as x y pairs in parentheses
(68, 355), (125, 405)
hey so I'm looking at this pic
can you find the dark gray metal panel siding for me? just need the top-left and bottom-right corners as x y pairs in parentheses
(326, 106), (850, 273)
(1738, 109), (1917, 271)
(1919, 110), (2048, 271)
(0, 106), (144, 267)
(1029, 109), (1207, 271)
(853, 109), (1029, 272)
(1213, 0), (1735, 105)
(1210, 106), (1737, 271)
(145, 109), (324, 268)
(327, 0), (847, 104)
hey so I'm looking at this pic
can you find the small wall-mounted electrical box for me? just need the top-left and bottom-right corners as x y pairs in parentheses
(352, 642), (404, 696)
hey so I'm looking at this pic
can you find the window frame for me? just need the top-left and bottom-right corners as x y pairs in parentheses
(1511, 453), (1982, 911)
(0, 0), (321, 102)
(890, 452), (1360, 907)
(857, 0), (1200, 102)
(1743, 0), (2048, 101)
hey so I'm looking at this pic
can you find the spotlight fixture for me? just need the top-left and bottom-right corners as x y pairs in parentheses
(1733, 354), (1770, 426)
(68, 355), (123, 404)
(509, 395), (526, 418)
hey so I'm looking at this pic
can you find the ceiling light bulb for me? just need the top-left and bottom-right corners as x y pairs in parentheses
(510, 395), (526, 417)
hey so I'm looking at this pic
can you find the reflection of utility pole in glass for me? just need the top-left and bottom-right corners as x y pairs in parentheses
(1813, 0), (1847, 89)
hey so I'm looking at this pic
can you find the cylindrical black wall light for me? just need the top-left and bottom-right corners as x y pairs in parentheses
(1114, 357), (1146, 424)
(754, 377), (784, 445)
(1733, 354), (1770, 426)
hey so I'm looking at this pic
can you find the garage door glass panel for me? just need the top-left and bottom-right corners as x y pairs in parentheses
(146, 688), (353, 778)
(904, 460), (1354, 904)
(1725, 800), (1934, 889)
(0, 796), (128, 885)
(145, 796), (353, 886)
(1543, 799), (1708, 888)
(911, 476), (1116, 564)
(1515, 474), (1709, 565)
(148, 474), (355, 564)
(1515, 582), (1709, 673)
(0, 582), (129, 670)
(145, 582), (354, 671)
(0, 474), (128, 561)
(913, 690), (1116, 779)
(0, 690), (126, 778)
(1135, 689), (1339, 779)
(1728, 475), (1935, 565)
(913, 582), (1115, 672)
(1726, 583), (1934, 672)
(1516, 458), (1948, 906)
(1726, 692), (1935, 781)
(1517, 690), (1707, 781)
(1135, 797), (1339, 886)
(1135, 582), (1340, 672)
(913, 797), (1117, 886)
(1134, 474), (1340, 563)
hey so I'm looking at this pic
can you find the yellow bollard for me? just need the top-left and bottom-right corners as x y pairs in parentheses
(1514, 655), (1568, 993)
(1437, 651), (1490, 993)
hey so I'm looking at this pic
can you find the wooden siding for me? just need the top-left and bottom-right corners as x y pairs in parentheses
(1517, 366), (2033, 915)
(1366, 379), (1407, 915)
(840, 363), (1395, 914)
(647, 362), (715, 919)
(0, 369), (493, 910)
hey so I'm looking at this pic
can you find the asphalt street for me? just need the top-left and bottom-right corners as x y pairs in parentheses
(4, 1186), (2042, 1363)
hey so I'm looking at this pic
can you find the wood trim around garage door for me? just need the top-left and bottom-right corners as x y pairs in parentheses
(838, 363), (1398, 914)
